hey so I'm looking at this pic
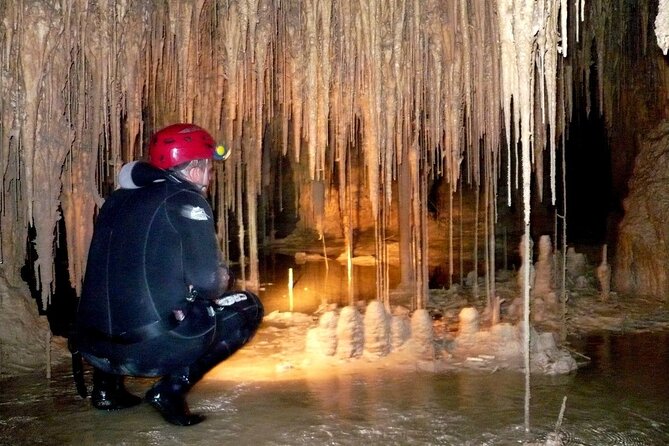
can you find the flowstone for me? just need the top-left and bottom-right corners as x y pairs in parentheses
(450, 306), (576, 374)
(531, 331), (578, 374)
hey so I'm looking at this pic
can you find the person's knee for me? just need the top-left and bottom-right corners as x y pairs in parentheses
(244, 291), (264, 327)
(213, 290), (263, 329)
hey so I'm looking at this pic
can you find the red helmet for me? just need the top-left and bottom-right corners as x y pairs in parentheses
(148, 123), (230, 169)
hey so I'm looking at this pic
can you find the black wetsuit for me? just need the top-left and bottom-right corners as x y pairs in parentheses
(76, 161), (263, 378)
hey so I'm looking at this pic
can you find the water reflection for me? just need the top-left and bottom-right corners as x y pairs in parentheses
(1, 332), (668, 444)
(258, 254), (401, 314)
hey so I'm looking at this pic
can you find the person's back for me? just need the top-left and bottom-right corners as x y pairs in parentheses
(77, 162), (221, 369)
(73, 124), (263, 425)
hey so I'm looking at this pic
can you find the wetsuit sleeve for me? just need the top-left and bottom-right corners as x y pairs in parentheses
(165, 190), (225, 300)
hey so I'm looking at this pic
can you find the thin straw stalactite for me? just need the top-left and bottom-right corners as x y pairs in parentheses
(0, 0), (578, 332)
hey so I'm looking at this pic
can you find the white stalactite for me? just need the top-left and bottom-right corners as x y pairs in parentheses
(0, 0), (575, 320)
(656, 0), (669, 55)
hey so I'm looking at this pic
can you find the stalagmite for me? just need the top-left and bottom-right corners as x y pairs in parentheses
(410, 309), (434, 360)
(566, 247), (586, 279)
(390, 312), (411, 350)
(306, 311), (338, 356)
(597, 244), (611, 302)
(534, 235), (555, 298)
(363, 300), (391, 356)
(518, 234), (536, 292)
(335, 306), (364, 359)
(458, 307), (480, 336)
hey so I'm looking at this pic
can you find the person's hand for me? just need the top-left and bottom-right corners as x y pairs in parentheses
(219, 265), (231, 292)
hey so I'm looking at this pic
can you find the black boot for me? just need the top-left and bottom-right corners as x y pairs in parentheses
(91, 369), (142, 410)
(145, 374), (205, 426)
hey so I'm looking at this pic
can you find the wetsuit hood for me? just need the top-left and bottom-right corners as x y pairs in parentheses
(118, 160), (170, 189)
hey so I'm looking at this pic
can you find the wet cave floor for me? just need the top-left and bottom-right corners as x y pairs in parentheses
(3, 250), (669, 445)
(1, 329), (669, 446)
(3, 274), (669, 445)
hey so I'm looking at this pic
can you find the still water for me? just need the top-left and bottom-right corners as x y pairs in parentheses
(256, 253), (398, 313)
(2, 256), (668, 445)
(1, 331), (668, 445)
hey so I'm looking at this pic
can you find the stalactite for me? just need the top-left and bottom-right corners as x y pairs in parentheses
(236, 152), (247, 288)
(398, 155), (413, 290)
(215, 173), (230, 261)
(486, 151), (496, 312)
(448, 186), (453, 289)
(460, 1), (473, 182)
(419, 148), (429, 309)
(656, 0), (669, 55)
(484, 175), (491, 305)
(534, 0), (562, 204)
(0, 0), (590, 327)
(473, 186), (480, 299)
(21, 3), (76, 309)
(498, 0), (519, 192)
(459, 184), (464, 286)
(560, 131), (568, 342)
(345, 153), (354, 306)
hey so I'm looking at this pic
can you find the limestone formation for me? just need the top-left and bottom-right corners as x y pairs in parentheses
(597, 244), (611, 301)
(533, 235), (554, 298)
(335, 306), (364, 359)
(410, 309), (435, 360)
(517, 235), (535, 292)
(363, 300), (391, 356)
(458, 307), (480, 335)
(566, 247), (587, 280)
(306, 310), (338, 356)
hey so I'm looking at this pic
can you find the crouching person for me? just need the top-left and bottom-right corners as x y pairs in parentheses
(74, 124), (263, 426)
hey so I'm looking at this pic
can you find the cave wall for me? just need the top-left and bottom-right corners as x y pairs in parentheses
(614, 123), (669, 301)
(0, 273), (49, 376)
(580, 1), (669, 299)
